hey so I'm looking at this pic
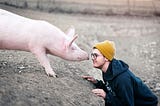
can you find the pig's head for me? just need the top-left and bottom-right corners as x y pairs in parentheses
(63, 35), (89, 61)
(62, 26), (89, 61)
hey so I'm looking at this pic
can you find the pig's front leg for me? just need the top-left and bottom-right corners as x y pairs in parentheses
(30, 48), (57, 77)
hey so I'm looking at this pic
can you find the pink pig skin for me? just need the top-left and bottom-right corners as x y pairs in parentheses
(0, 9), (89, 77)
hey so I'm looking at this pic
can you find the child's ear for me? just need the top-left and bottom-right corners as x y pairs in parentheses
(104, 58), (109, 62)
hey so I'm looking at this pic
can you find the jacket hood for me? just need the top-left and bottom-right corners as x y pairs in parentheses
(103, 59), (129, 81)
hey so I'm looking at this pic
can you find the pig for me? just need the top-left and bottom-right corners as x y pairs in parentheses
(0, 9), (89, 77)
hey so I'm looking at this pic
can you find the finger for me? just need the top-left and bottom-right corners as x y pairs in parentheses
(92, 89), (102, 93)
(92, 89), (99, 93)
(96, 93), (101, 96)
(92, 91), (101, 96)
(87, 79), (92, 81)
(81, 76), (87, 78)
(92, 89), (99, 91)
(92, 91), (102, 97)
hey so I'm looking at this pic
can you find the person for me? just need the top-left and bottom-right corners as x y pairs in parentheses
(82, 40), (158, 106)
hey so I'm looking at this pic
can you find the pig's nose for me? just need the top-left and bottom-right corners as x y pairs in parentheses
(87, 54), (89, 60)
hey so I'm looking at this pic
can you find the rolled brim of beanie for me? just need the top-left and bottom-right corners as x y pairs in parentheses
(93, 41), (115, 61)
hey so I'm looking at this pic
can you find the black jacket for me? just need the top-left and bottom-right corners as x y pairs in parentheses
(94, 59), (158, 106)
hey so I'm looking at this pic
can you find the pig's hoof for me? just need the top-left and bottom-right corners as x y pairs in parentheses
(51, 74), (58, 78)
(47, 73), (58, 78)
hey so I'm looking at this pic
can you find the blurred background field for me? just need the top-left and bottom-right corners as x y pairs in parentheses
(0, 0), (160, 16)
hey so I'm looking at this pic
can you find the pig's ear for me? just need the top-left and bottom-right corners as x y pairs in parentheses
(66, 26), (75, 38)
(68, 34), (78, 47)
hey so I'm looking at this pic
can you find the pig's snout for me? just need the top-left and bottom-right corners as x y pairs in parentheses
(78, 52), (89, 60)
(78, 56), (89, 61)
(81, 56), (89, 60)
(86, 54), (89, 60)
(84, 52), (89, 60)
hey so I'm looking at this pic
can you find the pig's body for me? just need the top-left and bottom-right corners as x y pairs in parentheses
(0, 9), (89, 77)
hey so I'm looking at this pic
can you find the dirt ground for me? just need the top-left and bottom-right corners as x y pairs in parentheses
(0, 4), (160, 106)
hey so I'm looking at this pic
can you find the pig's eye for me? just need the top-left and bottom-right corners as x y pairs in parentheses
(71, 47), (76, 50)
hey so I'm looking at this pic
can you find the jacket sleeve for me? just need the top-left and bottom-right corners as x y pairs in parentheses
(94, 80), (124, 106)
(94, 80), (106, 91)
(105, 76), (135, 106)
(104, 91), (123, 106)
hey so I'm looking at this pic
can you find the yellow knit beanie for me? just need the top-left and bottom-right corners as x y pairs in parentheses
(93, 40), (116, 61)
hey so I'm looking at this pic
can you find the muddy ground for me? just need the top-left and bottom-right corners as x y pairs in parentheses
(0, 4), (160, 106)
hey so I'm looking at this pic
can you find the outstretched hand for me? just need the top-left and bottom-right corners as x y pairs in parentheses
(92, 89), (106, 99)
(82, 76), (106, 99)
(82, 76), (97, 84)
